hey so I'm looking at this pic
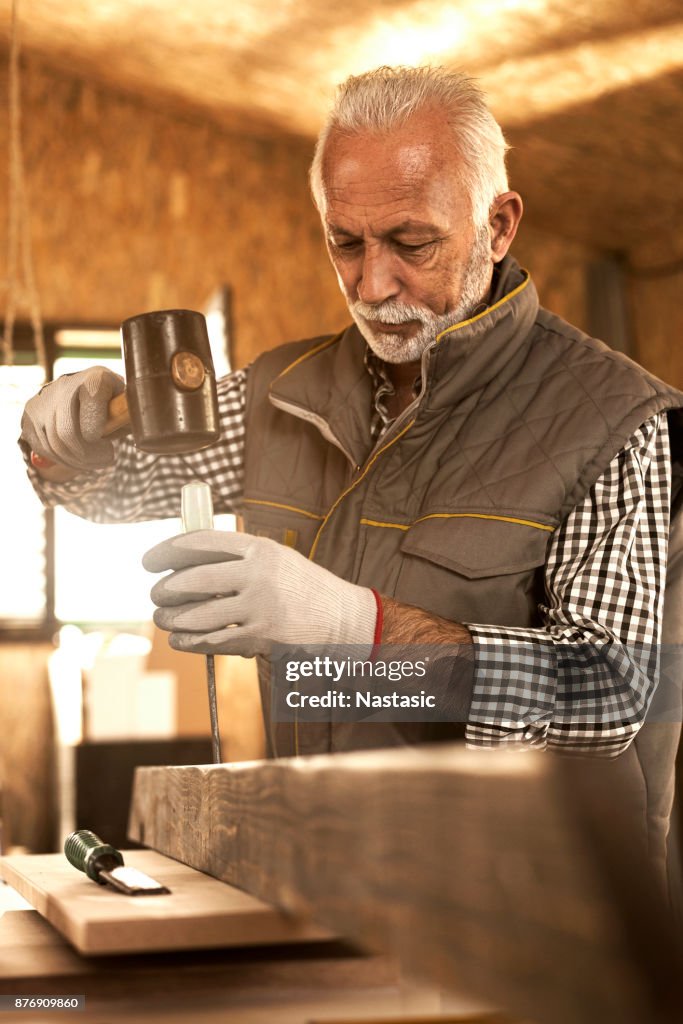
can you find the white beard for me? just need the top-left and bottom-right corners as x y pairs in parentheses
(348, 228), (492, 364)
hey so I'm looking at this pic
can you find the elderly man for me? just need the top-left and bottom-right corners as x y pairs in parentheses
(21, 67), (682, 772)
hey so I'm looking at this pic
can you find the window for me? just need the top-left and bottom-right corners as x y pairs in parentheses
(0, 361), (47, 626)
(51, 352), (181, 626)
(1, 317), (233, 636)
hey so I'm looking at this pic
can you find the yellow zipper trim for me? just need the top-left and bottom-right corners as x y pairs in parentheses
(273, 332), (343, 382)
(278, 273), (529, 387)
(309, 418), (416, 560)
(281, 271), (529, 382)
(360, 511), (555, 532)
(304, 275), (533, 559)
(244, 498), (323, 521)
(434, 271), (531, 343)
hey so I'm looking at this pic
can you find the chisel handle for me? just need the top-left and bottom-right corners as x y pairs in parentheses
(64, 829), (124, 883)
(181, 480), (214, 533)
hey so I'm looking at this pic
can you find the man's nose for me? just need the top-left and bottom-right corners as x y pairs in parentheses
(357, 249), (399, 305)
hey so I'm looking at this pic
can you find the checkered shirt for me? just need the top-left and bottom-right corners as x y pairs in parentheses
(30, 367), (672, 757)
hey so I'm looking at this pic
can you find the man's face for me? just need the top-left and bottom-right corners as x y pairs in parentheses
(320, 108), (494, 363)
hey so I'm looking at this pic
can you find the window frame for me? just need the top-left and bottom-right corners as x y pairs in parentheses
(1, 319), (121, 643)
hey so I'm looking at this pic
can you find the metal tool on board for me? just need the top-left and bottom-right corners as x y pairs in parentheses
(64, 830), (170, 896)
(181, 481), (222, 764)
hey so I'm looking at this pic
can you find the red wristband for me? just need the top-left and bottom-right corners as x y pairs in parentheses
(370, 588), (383, 652)
(30, 451), (54, 469)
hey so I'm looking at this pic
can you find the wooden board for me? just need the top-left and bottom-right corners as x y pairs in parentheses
(0, 911), (424, 1024)
(129, 745), (681, 1024)
(0, 849), (330, 956)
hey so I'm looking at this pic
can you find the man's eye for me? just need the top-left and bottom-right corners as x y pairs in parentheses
(395, 240), (435, 253)
(331, 238), (361, 250)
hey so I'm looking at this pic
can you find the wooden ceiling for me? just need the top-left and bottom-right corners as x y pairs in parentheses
(1, 0), (682, 265)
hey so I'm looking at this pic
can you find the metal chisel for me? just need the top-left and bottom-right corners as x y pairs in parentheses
(65, 830), (170, 896)
(181, 481), (222, 764)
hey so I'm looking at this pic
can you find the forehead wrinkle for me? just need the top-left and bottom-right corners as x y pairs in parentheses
(323, 119), (458, 192)
(326, 208), (430, 241)
(326, 178), (424, 202)
(325, 187), (457, 237)
(327, 217), (443, 239)
(324, 165), (465, 229)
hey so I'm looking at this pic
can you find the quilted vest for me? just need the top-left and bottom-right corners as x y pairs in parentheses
(240, 257), (683, 769)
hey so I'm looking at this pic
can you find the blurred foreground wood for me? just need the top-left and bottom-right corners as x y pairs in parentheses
(130, 744), (682, 1024)
(0, 644), (57, 852)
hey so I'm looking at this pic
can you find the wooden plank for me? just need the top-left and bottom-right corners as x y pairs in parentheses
(129, 745), (681, 1024)
(0, 849), (330, 955)
(0, 910), (419, 1024)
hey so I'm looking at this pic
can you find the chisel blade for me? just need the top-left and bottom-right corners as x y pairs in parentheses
(99, 866), (171, 896)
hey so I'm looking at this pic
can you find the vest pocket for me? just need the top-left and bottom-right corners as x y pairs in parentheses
(240, 506), (323, 556)
(391, 512), (554, 625)
(399, 512), (554, 578)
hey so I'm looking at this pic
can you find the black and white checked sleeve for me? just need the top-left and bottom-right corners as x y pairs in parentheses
(466, 413), (671, 757)
(24, 369), (249, 522)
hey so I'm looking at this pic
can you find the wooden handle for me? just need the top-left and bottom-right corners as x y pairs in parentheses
(30, 390), (131, 481)
(103, 391), (130, 436)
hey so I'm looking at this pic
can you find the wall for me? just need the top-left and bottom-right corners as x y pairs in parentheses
(0, 52), (603, 371)
(0, 53), (349, 368)
(629, 269), (683, 389)
(2, 53), (680, 387)
(511, 223), (592, 331)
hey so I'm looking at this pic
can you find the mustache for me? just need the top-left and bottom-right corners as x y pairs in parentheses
(350, 300), (431, 325)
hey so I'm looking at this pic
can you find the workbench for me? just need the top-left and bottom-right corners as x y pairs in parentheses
(0, 836), (500, 1022)
(0, 903), (465, 1023)
(1, 742), (681, 1023)
(128, 744), (682, 1024)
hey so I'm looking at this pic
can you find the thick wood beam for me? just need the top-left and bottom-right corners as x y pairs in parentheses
(129, 744), (680, 1024)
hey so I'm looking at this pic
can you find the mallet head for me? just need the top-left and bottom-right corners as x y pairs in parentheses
(121, 308), (220, 454)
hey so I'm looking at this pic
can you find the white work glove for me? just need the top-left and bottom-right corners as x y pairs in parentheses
(21, 366), (125, 470)
(143, 530), (378, 658)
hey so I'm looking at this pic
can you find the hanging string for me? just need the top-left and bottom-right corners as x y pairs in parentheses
(1, 0), (45, 369)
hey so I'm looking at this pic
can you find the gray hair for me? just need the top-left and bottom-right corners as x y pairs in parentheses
(310, 65), (509, 228)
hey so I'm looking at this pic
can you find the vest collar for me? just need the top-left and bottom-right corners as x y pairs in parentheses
(423, 258), (538, 411)
(268, 324), (373, 467)
(268, 256), (539, 464)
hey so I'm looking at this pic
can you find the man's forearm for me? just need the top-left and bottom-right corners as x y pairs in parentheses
(380, 595), (473, 647)
(376, 595), (475, 725)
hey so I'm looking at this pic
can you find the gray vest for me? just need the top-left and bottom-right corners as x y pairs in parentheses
(241, 258), (683, 871)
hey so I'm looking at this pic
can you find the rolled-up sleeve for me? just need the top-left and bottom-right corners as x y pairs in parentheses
(466, 414), (671, 756)
(20, 369), (249, 523)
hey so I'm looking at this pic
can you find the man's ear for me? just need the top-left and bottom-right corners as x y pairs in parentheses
(489, 192), (523, 263)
